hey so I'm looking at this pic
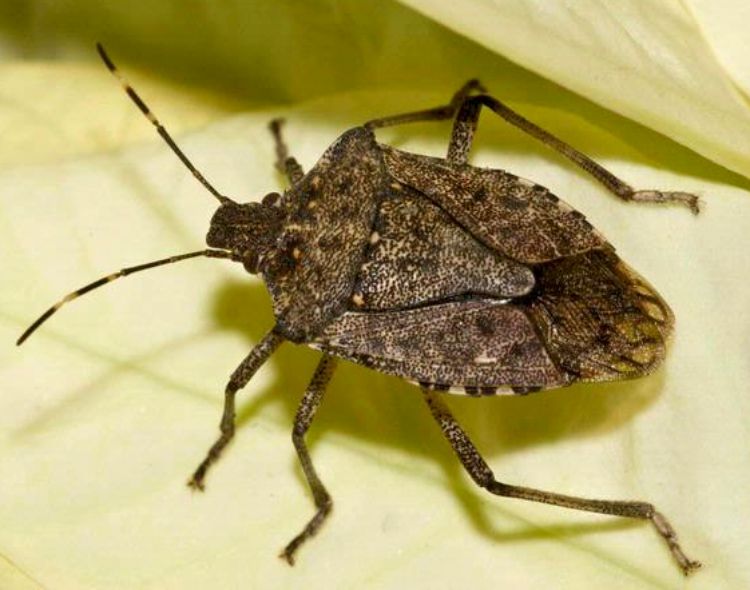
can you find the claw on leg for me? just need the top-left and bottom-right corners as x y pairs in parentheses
(631, 190), (701, 214)
(187, 422), (234, 492)
(279, 497), (332, 566)
(651, 511), (702, 575)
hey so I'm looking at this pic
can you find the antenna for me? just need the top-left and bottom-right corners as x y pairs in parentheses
(17, 249), (231, 345)
(96, 43), (234, 205)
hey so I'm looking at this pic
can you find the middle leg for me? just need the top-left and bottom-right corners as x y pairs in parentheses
(280, 354), (338, 565)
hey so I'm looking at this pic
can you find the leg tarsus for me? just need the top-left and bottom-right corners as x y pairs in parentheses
(421, 388), (701, 575)
(280, 492), (332, 565)
(187, 401), (236, 491)
(651, 511), (703, 575)
(628, 190), (701, 214)
(186, 331), (283, 491)
(279, 355), (337, 565)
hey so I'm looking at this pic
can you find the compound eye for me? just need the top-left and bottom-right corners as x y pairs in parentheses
(242, 250), (261, 274)
(262, 192), (281, 207)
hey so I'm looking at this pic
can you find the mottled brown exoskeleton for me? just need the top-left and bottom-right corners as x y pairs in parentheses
(18, 45), (702, 574)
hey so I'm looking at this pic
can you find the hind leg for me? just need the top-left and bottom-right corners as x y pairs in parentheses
(422, 388), (701, 575)
(363, 79), (486, 129)
(446, 94), (700, 213)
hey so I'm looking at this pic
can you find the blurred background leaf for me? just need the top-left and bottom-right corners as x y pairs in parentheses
(399, 0), (750, 178)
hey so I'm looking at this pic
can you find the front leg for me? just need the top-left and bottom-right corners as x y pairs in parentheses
(188, 331), (284, 490)
(280, 354), (338, 565)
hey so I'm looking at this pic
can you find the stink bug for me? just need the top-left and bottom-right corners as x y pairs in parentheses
(17, 45), (702, 574)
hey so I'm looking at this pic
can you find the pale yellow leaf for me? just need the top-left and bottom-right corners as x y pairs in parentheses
(0, 64), (748, 589)
(2, 2), (750, 587)
(684, 0), (750, 97)
(397, 0), (750, 180)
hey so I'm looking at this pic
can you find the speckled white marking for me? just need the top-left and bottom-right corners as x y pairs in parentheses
(473, 352), (497, 364)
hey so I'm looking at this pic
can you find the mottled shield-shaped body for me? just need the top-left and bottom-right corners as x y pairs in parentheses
(258, 127), (673, 394)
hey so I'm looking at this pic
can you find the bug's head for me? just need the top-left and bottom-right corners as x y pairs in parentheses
(207, 192), (285, 274)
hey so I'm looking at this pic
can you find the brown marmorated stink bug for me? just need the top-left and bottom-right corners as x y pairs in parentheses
(18, 45), (702, 574)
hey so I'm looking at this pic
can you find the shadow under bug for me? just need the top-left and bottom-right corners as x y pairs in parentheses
(17, 44), (702, 574)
